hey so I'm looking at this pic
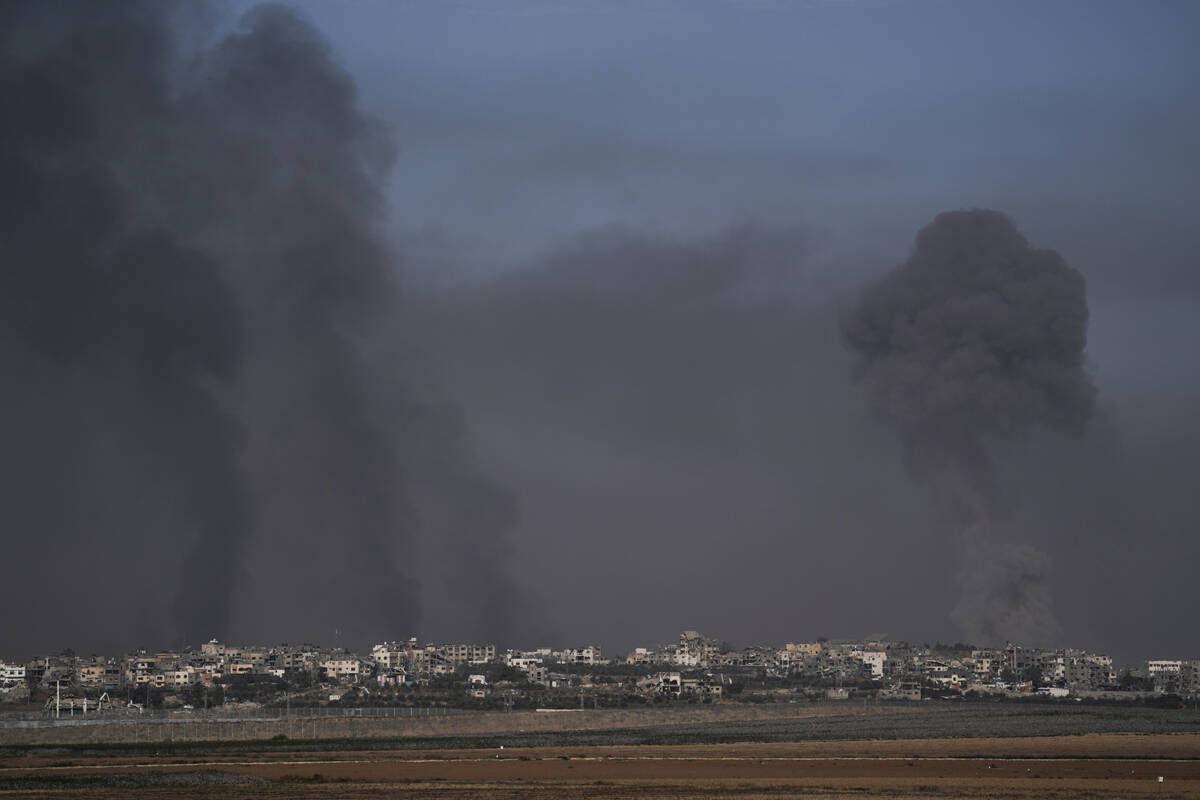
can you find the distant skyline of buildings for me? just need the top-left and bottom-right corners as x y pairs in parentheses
(4, 628), (1198, 704)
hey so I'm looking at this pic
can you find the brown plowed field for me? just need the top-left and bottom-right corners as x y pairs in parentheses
(2, 734), (1198, 798)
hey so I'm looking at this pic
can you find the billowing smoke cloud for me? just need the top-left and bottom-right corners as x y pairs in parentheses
(0, 1), (249, 648)
(0, 1), (520, 655)
(951, 530), (1059, 648)
(171, 4), (419, 648)
(841, 209), (1096, 646)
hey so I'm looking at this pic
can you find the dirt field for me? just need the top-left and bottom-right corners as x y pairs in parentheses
(0, 702), (904, 746)
(2, 733), (1198, 798)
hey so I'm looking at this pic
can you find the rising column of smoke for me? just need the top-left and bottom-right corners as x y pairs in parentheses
(172, 6), (527, 646)
(162, 5), (421, 645)
(841, 209), (1095, 646)
(399, 397), (522, 644)
(0, 0), (526, 653)
(0, 1), (249, 647)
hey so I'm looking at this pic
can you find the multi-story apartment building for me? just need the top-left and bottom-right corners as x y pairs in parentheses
(371, 643), (398, 667)
(784, 642), (824, 659)
(677, 631), (719, 667)
(559, 646), (603, 665)
(1148, 660), (1185, 693)
(1148, 660), (1183, 676)
(438, 644), (496, 665)
(264, 645), (318, 673)
(404, 648), (453, 676)
(321, 656), (363, 682)
(625, 647), (657, 665)
(504, 652), (544, 670)
(41, 664), (75, 689)
(200, 640), (227, 657)
(1006, 644), (1057, 680)
(523, 662), (549, 685)
(225, 662), (259, 676)
(77, 661), (123, 689)
(126, 657), (156, 685)
(850, 650), (887, 679)
(373, 640), (494, 676)
(1181, 661), (1200, 696)
(23, 658), (49, 687)
(163, 668), (200, 687)
(1052, 651), (1115, 689)
(968, 650), (1002, 682)
(0, 662), (25, 687)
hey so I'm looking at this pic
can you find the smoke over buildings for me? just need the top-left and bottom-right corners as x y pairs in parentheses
(401, 223), (947, 651)
(0, 1), (518, 654)
(841, 209), (1096, 646)
(0, 1), (252, 649)
(2, 1), (1196, 665)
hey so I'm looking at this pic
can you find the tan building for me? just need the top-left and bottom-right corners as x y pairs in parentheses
(201, 641), (227, 657)
(438, 644), (496, 665)
(321, 657), (362, 682)
(785, 642), (824, 658)
(167, 669), (199, 687)
(78, 665), (107, 686)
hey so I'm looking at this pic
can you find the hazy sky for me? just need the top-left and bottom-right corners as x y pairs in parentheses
(269, 0), (1199, 661)
(3, 0), (1197, 665)
(267, 0), (1200, 419)
(274, 1), (1197, 279)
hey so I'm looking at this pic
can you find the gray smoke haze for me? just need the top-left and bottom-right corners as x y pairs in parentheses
(952, 527), (1058, 649)
(403, 223), (953, 650)
(0, 1), (249, 648)
(172, 4), (418, 648)
(0, 1), (519, 655)
(397, 209), (1196, 661)
(311, 0), (1198, 664)
(4, 1), (1197, 667)
(841, 209), (1096, 646)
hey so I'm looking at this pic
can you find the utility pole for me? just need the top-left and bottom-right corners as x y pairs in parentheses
(55, 680), (60, 719)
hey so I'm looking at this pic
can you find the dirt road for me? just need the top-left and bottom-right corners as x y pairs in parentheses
(2, 733), (1198, 798)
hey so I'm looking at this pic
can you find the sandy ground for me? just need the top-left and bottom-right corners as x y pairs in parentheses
(2, 734), (1198, 798)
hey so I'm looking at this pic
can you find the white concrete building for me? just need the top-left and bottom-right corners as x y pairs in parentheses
(0, 663), (25, 687)
(439, 644), (496, 665)
(852, 650), (887, 679)
(1148, 660), (1183, 676)
(560, 646), (603, 665)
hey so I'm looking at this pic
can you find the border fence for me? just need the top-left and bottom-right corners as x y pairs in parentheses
(0, 706), (465, 729)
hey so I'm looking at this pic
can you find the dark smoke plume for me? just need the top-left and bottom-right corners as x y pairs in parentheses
(0, 1), (249, 648)
(841, 209), (1095, 645)
(0, 1), (522, 655)
(172, 4), (418, 647)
